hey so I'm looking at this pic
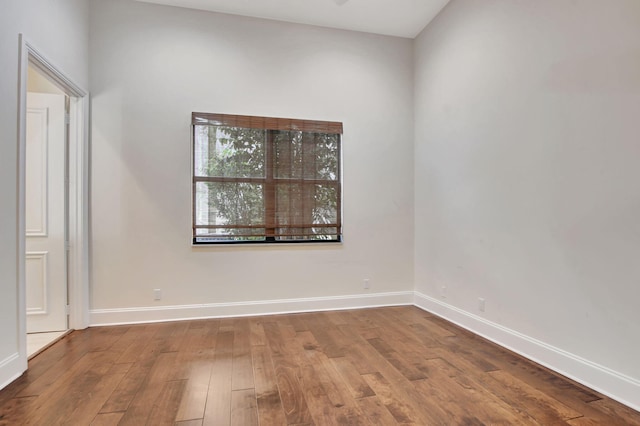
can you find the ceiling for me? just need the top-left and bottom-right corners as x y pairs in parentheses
(135, 0), (451, 39)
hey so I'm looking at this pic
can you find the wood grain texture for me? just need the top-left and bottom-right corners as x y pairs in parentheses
(0, 306), (638, 425)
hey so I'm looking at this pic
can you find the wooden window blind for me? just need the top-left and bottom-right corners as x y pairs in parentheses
(192, 112), (343, 244)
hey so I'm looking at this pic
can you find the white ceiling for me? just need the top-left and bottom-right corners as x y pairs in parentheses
(135, 0), (451, 39)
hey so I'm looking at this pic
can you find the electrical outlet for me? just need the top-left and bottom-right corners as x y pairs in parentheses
(363, 279), (370, 289)
(478, 297), (485, 312)
(440, 286), (447, 298)
(154, 289), (162, 301)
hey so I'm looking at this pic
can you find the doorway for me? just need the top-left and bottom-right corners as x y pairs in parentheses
(25, 65), (70, 357)
(18, 36), (90, 364)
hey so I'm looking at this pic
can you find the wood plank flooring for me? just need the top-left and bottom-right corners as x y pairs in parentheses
(0, 306), (638, 425)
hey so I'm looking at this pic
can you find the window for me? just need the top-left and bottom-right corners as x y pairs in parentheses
(192, 112), (342, 244)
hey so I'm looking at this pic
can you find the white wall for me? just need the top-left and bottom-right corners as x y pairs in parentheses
(0, 0), (89, 387)
(414, 0), (640, 408)
(88, 0), (415, 321)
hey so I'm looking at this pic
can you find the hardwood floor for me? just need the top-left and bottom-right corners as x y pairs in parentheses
(0, 306), (638, 425)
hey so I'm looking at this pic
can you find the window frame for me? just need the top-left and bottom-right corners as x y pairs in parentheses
(191, 112), (343, 245)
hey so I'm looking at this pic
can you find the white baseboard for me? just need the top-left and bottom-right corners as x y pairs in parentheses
(413, 291), (640, 412)
(89, 291), (414, 326)
(0, 352), (25, 391)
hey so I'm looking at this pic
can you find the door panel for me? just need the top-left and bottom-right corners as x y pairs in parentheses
(26, 252), (48, 314)
(25, 106), (48, 237)
(26, 92), (67, 333)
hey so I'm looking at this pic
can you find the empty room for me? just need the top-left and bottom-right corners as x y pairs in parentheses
(1, 0), (639, 424)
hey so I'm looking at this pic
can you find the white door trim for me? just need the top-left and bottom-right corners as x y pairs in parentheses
(17, 35), (90, 367)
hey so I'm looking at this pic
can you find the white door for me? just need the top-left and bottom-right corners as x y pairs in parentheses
(25, 92), (68, 333)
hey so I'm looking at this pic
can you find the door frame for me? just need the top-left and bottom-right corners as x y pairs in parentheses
(17, 35), (89, 362)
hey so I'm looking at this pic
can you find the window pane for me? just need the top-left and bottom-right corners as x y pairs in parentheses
(312, 184), (338, 224)
(195, 181), (264, 227)
(275, 183), (338, 233)
(273, 131), (339, 181)
(194, 125), (265, 178)
(273, 131), (302, 179)
(313, 133), (340, 181)
(274, 182), (305, 226)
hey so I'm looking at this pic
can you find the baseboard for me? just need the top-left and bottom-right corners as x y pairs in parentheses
(0, 352), (25, 391)
(413, 291), (640, 412)
(89, 291), (414, 326)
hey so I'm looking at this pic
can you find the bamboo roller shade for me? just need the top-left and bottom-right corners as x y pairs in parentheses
(192, 112), (343, 135)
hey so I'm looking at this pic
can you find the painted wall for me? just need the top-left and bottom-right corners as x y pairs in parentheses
(414, 0), (640, 400)
(88, 0), (415, 317)
(0, 0), (89, 386)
